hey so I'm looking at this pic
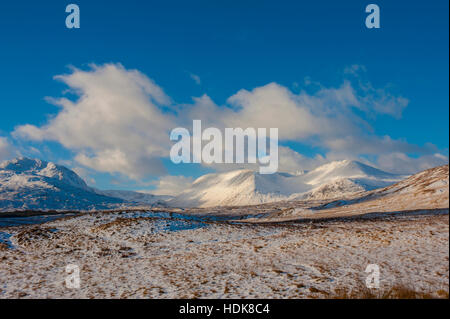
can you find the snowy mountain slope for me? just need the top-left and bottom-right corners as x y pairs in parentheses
(300, 160), (397, 185)
(96, 189), (172, 205)
(0, 157), (418, 211)
(169, 160), (405, 208)
(169, 169), (308, 208)
(297, 178), (367, 200)
(267, 164), (449, 222)
(0, 158), (165, 212)
(289, 160), (403, 200)
(349, 164), (449, 208)
(0, 158), (90, 191)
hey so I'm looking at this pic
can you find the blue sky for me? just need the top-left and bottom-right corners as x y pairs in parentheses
(0, 0), (448, 193)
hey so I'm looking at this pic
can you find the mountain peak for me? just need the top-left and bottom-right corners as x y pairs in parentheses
(0, 157), (169, 212)
(170, 160), (403, 207)
(0, 157), (45, 172)
(303, 159), (398, 186)
(1, 157), (88, 190)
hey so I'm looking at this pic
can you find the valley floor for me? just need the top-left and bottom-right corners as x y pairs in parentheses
(0, 209), (448, 298)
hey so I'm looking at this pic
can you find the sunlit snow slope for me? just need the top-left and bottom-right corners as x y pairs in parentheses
(170, 160), (404, 207)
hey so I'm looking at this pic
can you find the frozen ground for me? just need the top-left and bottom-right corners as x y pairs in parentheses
(0, 209), (448, 299)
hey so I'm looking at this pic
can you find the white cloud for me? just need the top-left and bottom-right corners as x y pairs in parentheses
(200, 146), (327, 174)
(344, 64), (409, 118)
(150, 175), (194, 196)
(14, 63), (174, 179)
(359, 87), (409, 119)
(376, 152), (448, 174)
(0, 137), (15, 161)
(181, 81), (362, 142)
(277, 146), (327, 173)
(72, 166), (96, 185)
(189, 73), (201, 85)
(11, 63), (445, 182)
(323, 135), (437, 158)
(224, 83), (331, 140)
(180, 80), (423, 172)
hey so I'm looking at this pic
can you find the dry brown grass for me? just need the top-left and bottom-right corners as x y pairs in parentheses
(328, 284), (448, 299)
(91, 217), (137, 231)
(15, 227), (56, 247)
(0, 242), (9, 251)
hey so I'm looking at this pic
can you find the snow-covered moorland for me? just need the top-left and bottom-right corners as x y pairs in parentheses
(0, 165), (448, 298)
(0, 209), (447, 298)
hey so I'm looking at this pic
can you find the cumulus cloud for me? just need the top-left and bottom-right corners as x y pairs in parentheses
(72, 166), (96, 185)
(323, 135), (438, 159)
(277, 147), (327, 173)
(180, 81), (363, 141)
(14, 63), (174, 179)
(178, 80), (425, 174)
(225, 83), (332, 140)
(12, 63), (446, 183)
(376, 152), (449, 174)
(200, 146), (328, 174)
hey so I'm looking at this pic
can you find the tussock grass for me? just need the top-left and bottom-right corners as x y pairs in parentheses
(328, 284), (448, 299)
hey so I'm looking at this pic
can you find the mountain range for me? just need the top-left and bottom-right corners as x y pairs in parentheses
(169, 160), (404, 207)
(0, 157), (431, 211)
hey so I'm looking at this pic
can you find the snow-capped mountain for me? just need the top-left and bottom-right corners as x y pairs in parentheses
(170, 160), (405, 207)
(349, 164), (449, 209)
(0, 158), (165, 212)
(0, 157), (409, 211)
(244, 164), (449, 223)
(290, 160), (404, 200)
(296, 164), (449, 220)
(1, 157), (91, 191)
